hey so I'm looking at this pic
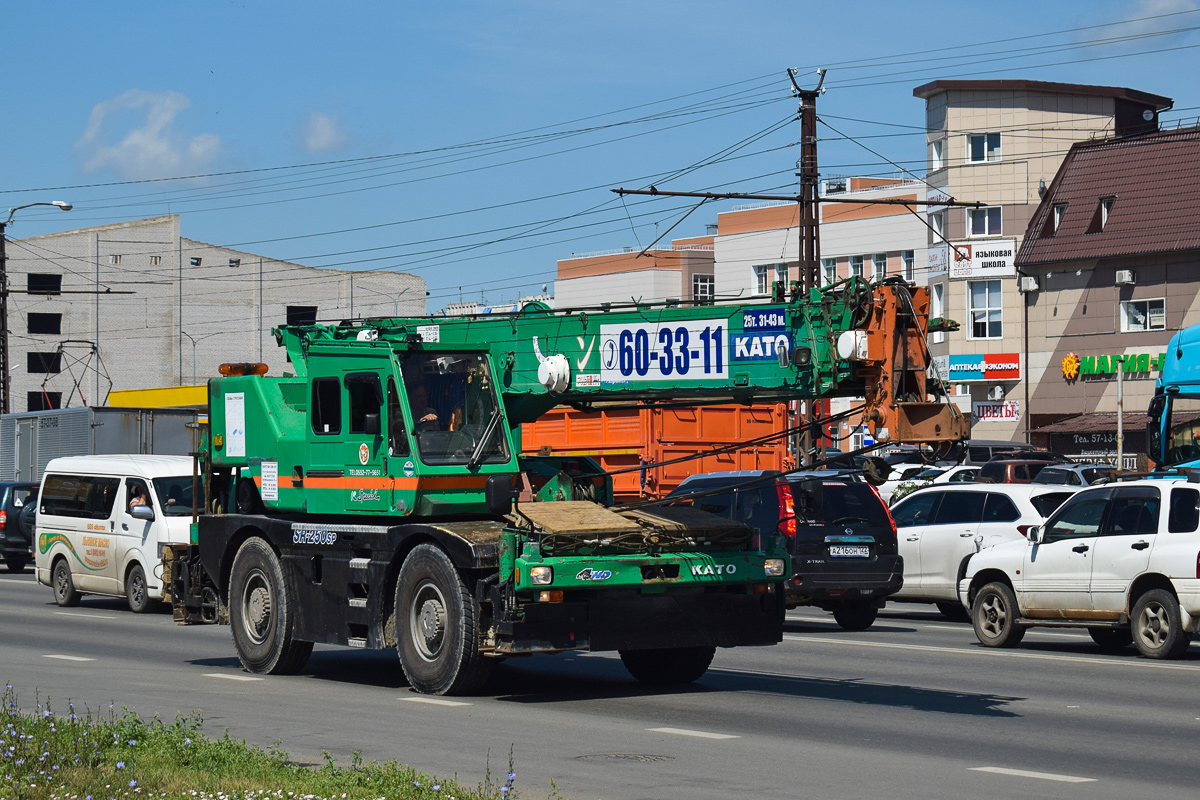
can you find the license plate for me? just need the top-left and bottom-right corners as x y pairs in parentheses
(829, 545), (870, 558)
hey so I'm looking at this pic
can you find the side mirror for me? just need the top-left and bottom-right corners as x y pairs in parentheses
(130, 504), (155, 522)
(364, 413), (381, 435)
(1027, 525), (1041, 544)
(485, 474), (515, 516)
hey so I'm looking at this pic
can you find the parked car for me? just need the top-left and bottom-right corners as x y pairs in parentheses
(887, 464), (980, 506)
(889, 483), (1078, 620)
(35, 455), (195, 612)
(988, 449), (1072, 463)
(876, 463), (931, 504)
(935, 440), (1034, 467)
(0, 482), (40, 572)
(667, 469), (901, 630)
(961, 476), (1200, 658)
(976, 459), (1051, 484)
(1031, 463), (1117, 486)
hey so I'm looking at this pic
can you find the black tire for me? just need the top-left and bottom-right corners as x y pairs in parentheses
(831, 600), (879, 631)
(5, 556), (28, 574)
(1088, 626), (1133, 652)
(52, 558), (81, 607)
(936, 601), (971, 623)
(235, 479), (265, 515)
(395, 543), (493, 695)
(125, 563), (152, 614)
(971, 582), (1025, 648)
(18, 502), (37, 538)
(619, 646), (716, 685)
(229, 538), (313, 674)
(1131, 589), (1191, 659)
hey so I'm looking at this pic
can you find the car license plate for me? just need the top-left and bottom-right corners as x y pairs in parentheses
(829, 545), (870, 558)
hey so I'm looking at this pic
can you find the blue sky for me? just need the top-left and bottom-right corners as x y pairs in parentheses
(3, 0), (1198, 311)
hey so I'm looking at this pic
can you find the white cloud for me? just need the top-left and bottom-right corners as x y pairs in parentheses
(303, 112), (349, 152)
(1106, 0), (1199, 39)
(75, 89), (220, 180)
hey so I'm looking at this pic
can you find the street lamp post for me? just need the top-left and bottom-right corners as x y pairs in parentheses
(0, 201), (73, 413)
(360, 285), (410, 317)
(180, 331), (223, 386)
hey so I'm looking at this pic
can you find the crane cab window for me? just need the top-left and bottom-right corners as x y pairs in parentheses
(401, 353), (508, 466)
(386, 377), (410, 457)
(311, 378), (342, 435)
(345, 373), (382, 434)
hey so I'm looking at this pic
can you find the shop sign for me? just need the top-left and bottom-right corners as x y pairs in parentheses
(927, 188), (951, 208)
(1062, 351), (1166, 379)
(927, 244), (948, 275)
(949, 239), (1016, 279)
(932, 353), (1021, 382)
(973, 400), (1020, 424)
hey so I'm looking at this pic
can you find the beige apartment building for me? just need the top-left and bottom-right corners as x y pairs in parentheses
(914, 80), (1172, 440)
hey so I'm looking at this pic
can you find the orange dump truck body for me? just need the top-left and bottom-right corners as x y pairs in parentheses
(520, 403), (792, 501)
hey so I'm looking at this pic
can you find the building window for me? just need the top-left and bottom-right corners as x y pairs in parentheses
(286, 305), (318, 326)
(968, 280), (1003, 339)
(968, 206), (1002, 237)
(931, 282), (946, 344)
(929, 211), (945, 241)
(109, 255), (121, 265)
(1053, 204), (1068, 232)
(150, 255), (162, 266)
(27, 392), (61, 412)
(752, 264), (787, 295)
(931, 139), (945, 171)
(967, 132), (1001, 163)
(902, 250), (915, 282)
(1101, 197), (1115, 229)
(27, 313), (61, 335)
(27, 352), (63, 374)
(872, 253), (887, 281)
(692, 274), (714, 302)
(850, 255), (864, 279)
(821, 258), (837, 285)
(27, 274), (62, 295)
(1121, 298), (1165, 332)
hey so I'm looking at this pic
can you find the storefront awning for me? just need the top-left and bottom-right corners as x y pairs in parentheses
(1033, 412), (1150, 434)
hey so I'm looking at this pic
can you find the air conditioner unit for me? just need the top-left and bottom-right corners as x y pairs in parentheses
(987, 385), (1005, 401)
(1018, 275), (1039, 293)
(1115, 269), (1136, 286)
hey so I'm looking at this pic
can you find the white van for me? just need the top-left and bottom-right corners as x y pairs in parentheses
(35, 455), (195, 612)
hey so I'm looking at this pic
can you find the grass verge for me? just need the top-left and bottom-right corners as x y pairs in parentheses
(2, 684), (519, 800)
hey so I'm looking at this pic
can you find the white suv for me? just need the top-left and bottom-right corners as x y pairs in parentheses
(889, 484), (1078, 619)
(961, 477), (1200, 658)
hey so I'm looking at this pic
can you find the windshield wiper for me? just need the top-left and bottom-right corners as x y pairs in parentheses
(467, 408), (504, 470)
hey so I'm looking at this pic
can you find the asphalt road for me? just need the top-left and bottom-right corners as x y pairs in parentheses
(3, 571), (1199, 800)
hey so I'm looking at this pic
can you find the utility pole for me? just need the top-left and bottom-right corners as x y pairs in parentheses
(0, 201), (73, 413)
(789, 68), (826, 466)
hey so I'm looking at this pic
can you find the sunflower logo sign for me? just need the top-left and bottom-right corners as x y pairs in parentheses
(1061, 353), (1080, 380)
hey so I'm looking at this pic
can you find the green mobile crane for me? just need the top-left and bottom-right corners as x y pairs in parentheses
(168, 277), (966, 694)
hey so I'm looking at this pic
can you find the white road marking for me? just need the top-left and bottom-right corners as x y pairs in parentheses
(783, 635), (1200, 672)
(970, 766), (1095, 783)
(52, 611), (117, 620)
(43, 654), (95, 662)
(400, 696), (472, 707)
(648, 727), (739, 740)
(202, 673), (263, 682)
(790, 613), (1088, 637)
(0, 578), (39, 585)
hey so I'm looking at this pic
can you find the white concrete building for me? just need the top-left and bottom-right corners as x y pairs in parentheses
(5, 215), (423, 410)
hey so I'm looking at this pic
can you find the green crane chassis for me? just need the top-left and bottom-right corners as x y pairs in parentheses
(169, 501), (788, 694)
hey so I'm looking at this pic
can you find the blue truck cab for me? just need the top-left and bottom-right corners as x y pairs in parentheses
(1148, 324), (1200, 469)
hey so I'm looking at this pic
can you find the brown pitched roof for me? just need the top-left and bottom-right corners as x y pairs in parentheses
(912, 79), (1172, 109)
(1015, 126), (1200, 267)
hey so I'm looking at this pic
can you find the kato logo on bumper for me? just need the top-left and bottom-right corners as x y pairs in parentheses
(575, 567), (612, 582)
(691, 563), (737, 576)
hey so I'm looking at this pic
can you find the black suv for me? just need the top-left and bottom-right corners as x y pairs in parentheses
(666, 470), (901, 630)
(0, 482), (39, 573)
